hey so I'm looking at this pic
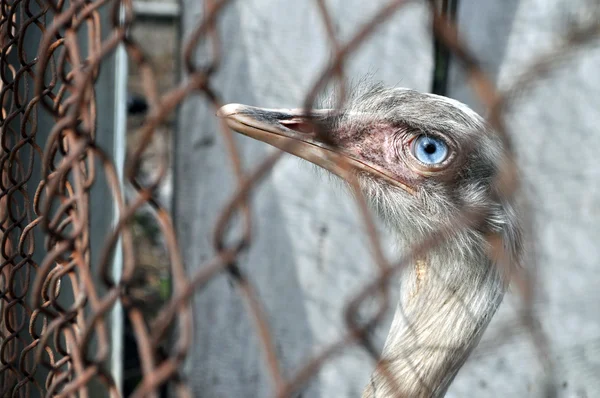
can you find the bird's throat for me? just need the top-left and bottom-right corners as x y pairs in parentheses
(363, 247), (506, 398)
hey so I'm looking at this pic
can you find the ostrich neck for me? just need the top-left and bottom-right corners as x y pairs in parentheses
(362, 243), (507, 398)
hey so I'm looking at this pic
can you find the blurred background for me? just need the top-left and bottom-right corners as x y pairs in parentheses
(1, 0), (599, 397)
(124, 0), (600, 397)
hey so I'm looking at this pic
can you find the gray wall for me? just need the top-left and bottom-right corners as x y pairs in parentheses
(175, 0), (600, 397)
(449, 1), (600, 397)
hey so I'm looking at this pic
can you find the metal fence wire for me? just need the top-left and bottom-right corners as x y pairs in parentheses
(0, 0), (599, 397)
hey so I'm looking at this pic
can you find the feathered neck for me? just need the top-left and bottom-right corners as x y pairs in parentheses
(363, 238), (508, 398)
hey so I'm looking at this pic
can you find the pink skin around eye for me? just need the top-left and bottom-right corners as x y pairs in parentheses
(331, 124), (425, 188)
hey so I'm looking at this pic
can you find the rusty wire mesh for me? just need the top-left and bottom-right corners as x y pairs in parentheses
(0, 0), (599, 397)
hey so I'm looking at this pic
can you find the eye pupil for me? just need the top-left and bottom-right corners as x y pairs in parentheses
(424, 143), (436, 154)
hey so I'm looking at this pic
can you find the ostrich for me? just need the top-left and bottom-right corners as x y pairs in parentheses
(217, 85), (522, 397)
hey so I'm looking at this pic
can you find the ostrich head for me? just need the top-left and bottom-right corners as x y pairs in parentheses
(218, 85), (522, 397)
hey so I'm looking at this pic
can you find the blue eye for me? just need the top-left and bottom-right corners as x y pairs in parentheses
(412, 135), (449, 165)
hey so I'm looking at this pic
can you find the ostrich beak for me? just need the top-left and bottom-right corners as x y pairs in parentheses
(217, 103), (414, 193)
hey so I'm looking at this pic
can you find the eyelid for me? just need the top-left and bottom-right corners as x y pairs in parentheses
(414, 131), (456, 151)
(404, 134), (418, 149)
(394, 128), (418, 147)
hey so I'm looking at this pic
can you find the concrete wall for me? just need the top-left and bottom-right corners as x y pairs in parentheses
(449, 1), (600, 397)
(175, 1), (600, 396)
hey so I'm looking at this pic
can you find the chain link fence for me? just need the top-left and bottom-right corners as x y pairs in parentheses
(0, 0), (599, 397)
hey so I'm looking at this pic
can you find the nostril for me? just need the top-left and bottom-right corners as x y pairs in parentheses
(280, 119), (315, 134)
(280, 118), (337, 147)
